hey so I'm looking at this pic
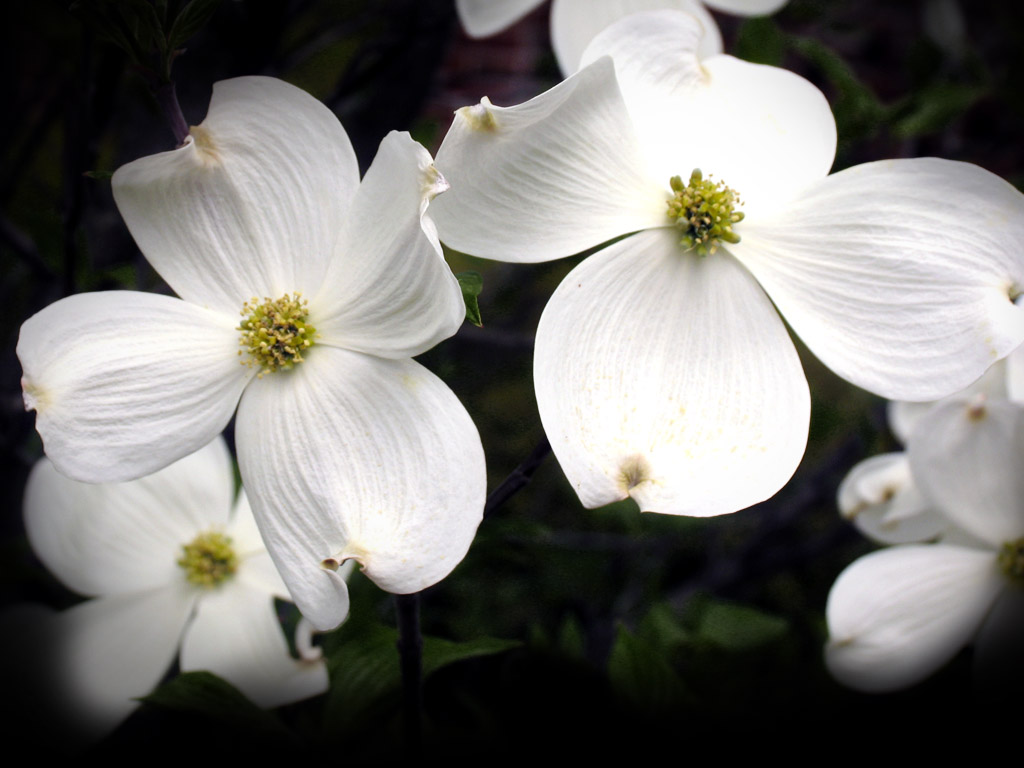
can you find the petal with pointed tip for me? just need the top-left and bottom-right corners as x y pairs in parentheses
(432, 57), (667, 263)
(235, 347), (485, 630)
(535, 228), (809, 515)
(580, 11), (835, 211)
(825, 544), (1000, 693)
(314, 132), (464, 359)
(908, 397), (1024, 546)
(735, 158), (1024, 402)
(181, 581), (328, 708)
(18, 291), (249, 483)
(113, 76), (359, 314)
(55, 586), (197, 743)
(836, 452), (943, 545)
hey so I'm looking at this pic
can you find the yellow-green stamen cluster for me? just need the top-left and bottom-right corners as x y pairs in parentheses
(238, 293), (316, 377)
(998, 537), (1024, 585)
(666, 169), (744, 256)
(178, 531), (238, 588)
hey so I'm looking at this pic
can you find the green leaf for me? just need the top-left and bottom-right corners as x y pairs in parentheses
(694, 600), (788, 651)
(167, 0), (223, 52)
(456, 270), (483, 327)
(325, 618), (516, 734)
(608, 624), (691, 712)
(423, 635), (520, 678)
(790, 36), (887, 142)
(735, 17), (786, 66)
(83, 170), (113, 181)
(891, 82), (988, 138)
(140, 671), (296, 742)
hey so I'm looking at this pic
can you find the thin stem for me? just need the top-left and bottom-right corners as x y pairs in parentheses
(395, 592), (423, 756)
(484, 435), (552, 518)
(154, 80), (189, 145)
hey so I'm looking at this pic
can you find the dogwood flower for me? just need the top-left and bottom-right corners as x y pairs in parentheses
(22, 437), (330, 742)
(431, 10), (1024, 518)
(17, 76), (486, 631)
(455, 0), (788, 74)
(826, 396), (1024, 692)
(839, 349), (1024, 545)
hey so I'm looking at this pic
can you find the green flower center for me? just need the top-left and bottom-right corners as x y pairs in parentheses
(666, 169), (744, 256)
(998, 537), (1024, 585)
(238, 293), (317, 377)
(178, 530), (238, 588)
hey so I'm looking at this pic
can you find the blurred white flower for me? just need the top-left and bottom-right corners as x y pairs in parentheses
(432, 10), (1024, 518)
(840, 346), (1024, 545)
(826, 397), (1024, 692)
(17, 76), (486, 631)
(22, 437), (331, 743)
(455, 0), (789, 74)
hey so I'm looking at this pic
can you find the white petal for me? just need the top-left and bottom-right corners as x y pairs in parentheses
(535, 228), (809, 515)
(836, 453), (944, 545)
(180, 581), (328, 708)
(112, 76), (359, 314)
(551, 0), (722, 76)
(735, 158), (1024, 401)
(907, 397), (1024, 546)
(825, 544), (1002, 693)
(229, 489), (291, 600)
(703, 0), (789, 14)
(432, 56), (668, 263)
(24, 438), (236, 596)
(888, 358), (1011, 443)
(313, 132), (464, 359)
(17, 291), (249, 482)
(54, 586), (197, 742)
(455, 0), (544, 37)
(580, 12), (835, 212)
(235, 347), (486, 630)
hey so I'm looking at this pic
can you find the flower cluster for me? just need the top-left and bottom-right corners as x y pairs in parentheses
(826, 386), (1024, 692)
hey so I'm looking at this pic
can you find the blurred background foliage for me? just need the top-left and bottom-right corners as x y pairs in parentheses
(1, 0), (1021, 758)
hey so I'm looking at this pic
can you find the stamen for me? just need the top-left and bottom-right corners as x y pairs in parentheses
(666, 169), (744, 256)
(178, 530), (238, 588)
(998, 538), (1024, 585)
(238, 292), (317, 377)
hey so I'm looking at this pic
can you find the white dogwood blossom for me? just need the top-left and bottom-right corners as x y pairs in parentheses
(17, 77), (486, 631)
(432, 11), (1024, 518)
(826, 397), (1024, 692)
(22, 437), (330, 742)
(839, 349), (1024, 545)
(455, 0), (788, 73)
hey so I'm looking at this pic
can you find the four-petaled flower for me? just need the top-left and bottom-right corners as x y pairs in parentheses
(22, 437), (330, 742)
(431, 10), (1024, 518)
(17, 76), (486, 631)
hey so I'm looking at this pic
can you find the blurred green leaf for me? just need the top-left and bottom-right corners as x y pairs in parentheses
(695, 600), (788, 651)
(325, 617), (516, 733)
(83, 170), (113, 181)
(735, 18), (786, 66)
(167, 0), (223, 52)
(608, 624), (691, 712)
(456, 270), (484, 327)
(891, 82), (988, 138)
(790, 36), (887, 143)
